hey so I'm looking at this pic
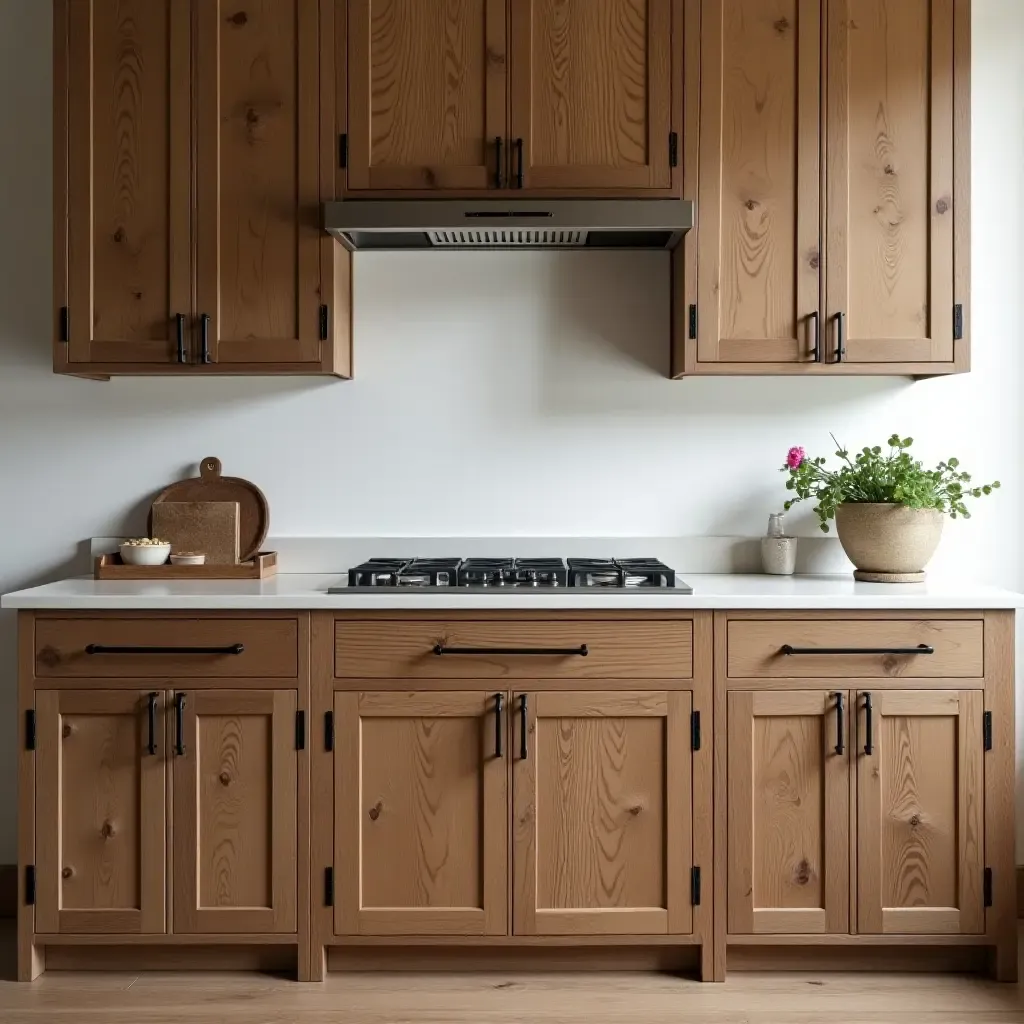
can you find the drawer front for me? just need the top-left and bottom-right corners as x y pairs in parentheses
(335, 620), (693, 679)
(35, 618), (299, 678)
(726, 619), (983, 679)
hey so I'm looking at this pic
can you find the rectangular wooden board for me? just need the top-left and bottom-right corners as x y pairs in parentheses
(152, 500), (240, 564)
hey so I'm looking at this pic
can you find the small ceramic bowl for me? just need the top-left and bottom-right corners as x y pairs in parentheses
(120, 541), (171, 566)
(170, 552), (206, 566)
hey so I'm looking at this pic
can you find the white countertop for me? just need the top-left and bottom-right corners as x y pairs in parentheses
(2, 574), (1021, 611)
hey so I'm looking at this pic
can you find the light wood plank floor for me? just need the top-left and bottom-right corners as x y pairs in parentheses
(0, 929), (1022, 1023)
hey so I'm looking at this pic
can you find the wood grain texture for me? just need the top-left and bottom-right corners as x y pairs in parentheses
(335, 620), (693, 679)
(18, 615), (43, 978)
(513, 690), (691, 936)
(65, 0), (191, 366)
(334, 691), (507, 936)
(696, 0), (820, 364)
(826, 0), (955, 364)
(35, 690), (166, 935)
(857, 689), (984, 935)
(510, 0), (679, 192)
(150, 502), (241, 565)
(726, 690), (849, 934)
(173, 690), (297, 934)
(726, 618), (983, 679)
(195, 0), (322, 366)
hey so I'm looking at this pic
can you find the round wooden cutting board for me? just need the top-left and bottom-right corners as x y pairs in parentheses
(149, 457), (269, 562)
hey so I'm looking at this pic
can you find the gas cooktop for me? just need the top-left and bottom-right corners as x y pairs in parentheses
(327, 557), (693, 593)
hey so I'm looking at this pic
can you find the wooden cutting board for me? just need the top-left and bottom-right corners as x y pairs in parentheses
(152, 501), (240, 565)
(149, 457), (269, 562)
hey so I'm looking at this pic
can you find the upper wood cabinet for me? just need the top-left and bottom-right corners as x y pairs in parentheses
(338, 0), (682, 197)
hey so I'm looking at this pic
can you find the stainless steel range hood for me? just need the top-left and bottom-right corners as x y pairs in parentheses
(323, 199), (693, 252)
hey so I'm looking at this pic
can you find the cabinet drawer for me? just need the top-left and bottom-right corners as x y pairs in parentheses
(726, 619), (983, 679)
(335, 620), (692, 679)
(35, 618), (299, 678)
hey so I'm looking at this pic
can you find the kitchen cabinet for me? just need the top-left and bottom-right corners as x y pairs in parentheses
(338, 0), (682, 197)
(54, 0), (351, 378)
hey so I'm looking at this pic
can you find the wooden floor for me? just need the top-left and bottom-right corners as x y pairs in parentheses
(1, 928), (1022, 1023)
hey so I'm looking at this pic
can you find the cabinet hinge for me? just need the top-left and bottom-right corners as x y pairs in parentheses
(983, 710), (993, 751)
(59, 305), (69, 343)
(690, 866), (701, 906)
(690, 710), (701, 752)
(295, 710), (305, 751)
(325, 867), (335, 907)
(984, 867), (993, 907)
(688, 303), (697, 340)
(339, 133), (348, 169)
(325, 710), (335, 752)
(25, 865), (35, 906)
(669, 131), (679, 169)
(25, 709), (36, 751)
(953, 302), (964, 341)
(319, 304), (329, 342)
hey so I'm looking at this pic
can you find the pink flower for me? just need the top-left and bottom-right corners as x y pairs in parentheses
(786, 446), (806, 470)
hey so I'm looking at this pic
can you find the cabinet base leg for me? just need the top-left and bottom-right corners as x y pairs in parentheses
(991, 938), (1018, 983)
(18, 942), (44, 982)
(699, 941), (721, 982)
(298, 943), (326, 983)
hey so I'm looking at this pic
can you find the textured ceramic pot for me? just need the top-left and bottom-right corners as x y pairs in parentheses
(835, 503), (944, 581)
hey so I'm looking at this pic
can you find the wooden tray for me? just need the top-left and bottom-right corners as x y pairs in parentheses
(94, 552), (278, 581)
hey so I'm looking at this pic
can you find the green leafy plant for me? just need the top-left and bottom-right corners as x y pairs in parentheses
(781, 435), (1000, 533)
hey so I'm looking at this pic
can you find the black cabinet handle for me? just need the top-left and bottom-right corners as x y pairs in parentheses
(200, 313), (212, 363)
(175, 313), (187, 364)
(86, 643), (245, 656)
(494, 136), (503, 189)
(781, 644), (933, 656)
(863, 692), (874, 756)
(519, 694), (528, 760)
(434, 644), (587, 657)
(146, 692), (158, 756)
(514, 138), (524, 189)
(174, 692), (186, 756)
(835, 310), (846, 363)
(809, 310), (820, 363)
(833, 691), (844, 756)
(494, 693), (504, 758)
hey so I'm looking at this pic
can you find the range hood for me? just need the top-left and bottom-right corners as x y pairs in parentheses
(323, 199), (693, 252)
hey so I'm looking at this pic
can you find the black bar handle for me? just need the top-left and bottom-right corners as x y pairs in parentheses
(833, 691), (844, 756)
(863, 692), (874, 756)
(494, 693), (504, 758)
(200, 313), (212, 363)
(175, 313), (187, 364)
(174, 692), (186, 756)
(147, 692), (158, 756)
(781, 644), (933, 656)
(434, 644), (587, 657)
(835, 310), (846, 363)
(86, 643), (245, 656)
(519, 694), (528, 760)
(809, 310), (820, 363)
(515, 138), (524, 189)
(494, 136), (503, 189)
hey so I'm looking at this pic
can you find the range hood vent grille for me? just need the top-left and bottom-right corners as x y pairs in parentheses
(427, 228), (588, 247)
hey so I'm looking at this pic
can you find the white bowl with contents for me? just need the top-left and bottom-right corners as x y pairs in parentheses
(120, 539), (172, 566)
(169, 552), (206, 566)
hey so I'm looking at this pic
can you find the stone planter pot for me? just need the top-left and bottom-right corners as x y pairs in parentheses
(834, 503), (945, 583)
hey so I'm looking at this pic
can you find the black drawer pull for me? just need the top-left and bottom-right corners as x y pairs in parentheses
(780, 644), (934, 656)
(434, 644), (588, 657)
(174, 692), (186, 756)
(146, 692), (158, 756)
(863, 692), (874, 756)
(833, 691), (844, 756)
(519, 694), (528, 760)
(494, 693), (504, 758)
(85, 643), (245, 656)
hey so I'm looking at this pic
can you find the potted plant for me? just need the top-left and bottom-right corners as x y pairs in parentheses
(781, 435), (1000, 582)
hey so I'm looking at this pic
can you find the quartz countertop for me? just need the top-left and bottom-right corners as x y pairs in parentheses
(2, 574), (1021, 611)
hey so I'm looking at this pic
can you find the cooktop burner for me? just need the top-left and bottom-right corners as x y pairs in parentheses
(330, 557), (692, 593)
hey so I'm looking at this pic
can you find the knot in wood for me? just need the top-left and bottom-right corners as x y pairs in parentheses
(807, 249), (820, 270)
(113, 227), (126, 244)
(424, 168), (438, 187)
(219, 771), (232, 787)
(38, 646), (61, 669)
(246, 107), (260, 127)
(773, 17), (790, 33)
(62, 866), (73, 879)
(744, 199), (758, 211)
(62, 723), (73, 739)
(368, 800), (383, 822)
(883, 164), (895, 176)
(793, 859), (812, 885)
(909, 813), (921, 828)
(486, 46), (505, 66)
(100, 820), (115, 840)
(627, 803), (643, 817)
(228, 10), (248, 26)
(935, 196), (950, 215)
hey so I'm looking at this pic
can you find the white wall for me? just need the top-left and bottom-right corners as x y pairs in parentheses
(1, 0), (1023, 862)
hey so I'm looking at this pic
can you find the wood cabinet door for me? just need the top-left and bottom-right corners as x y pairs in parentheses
(35, 690), (166, 934)
(825, 0), (957, 365)
(62, 0), (192, 367)
(172, 690), (297, 934)
(345, 0), (507, 192)
(194, 0), (324, 367)
(727, 690), (849, 934)
(857, 689), (984, 935)
(509, 0), (680, 193)
(695, 0), (822, 365)
(334, 691), (508, 936)
(513, 691), (691, 936)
